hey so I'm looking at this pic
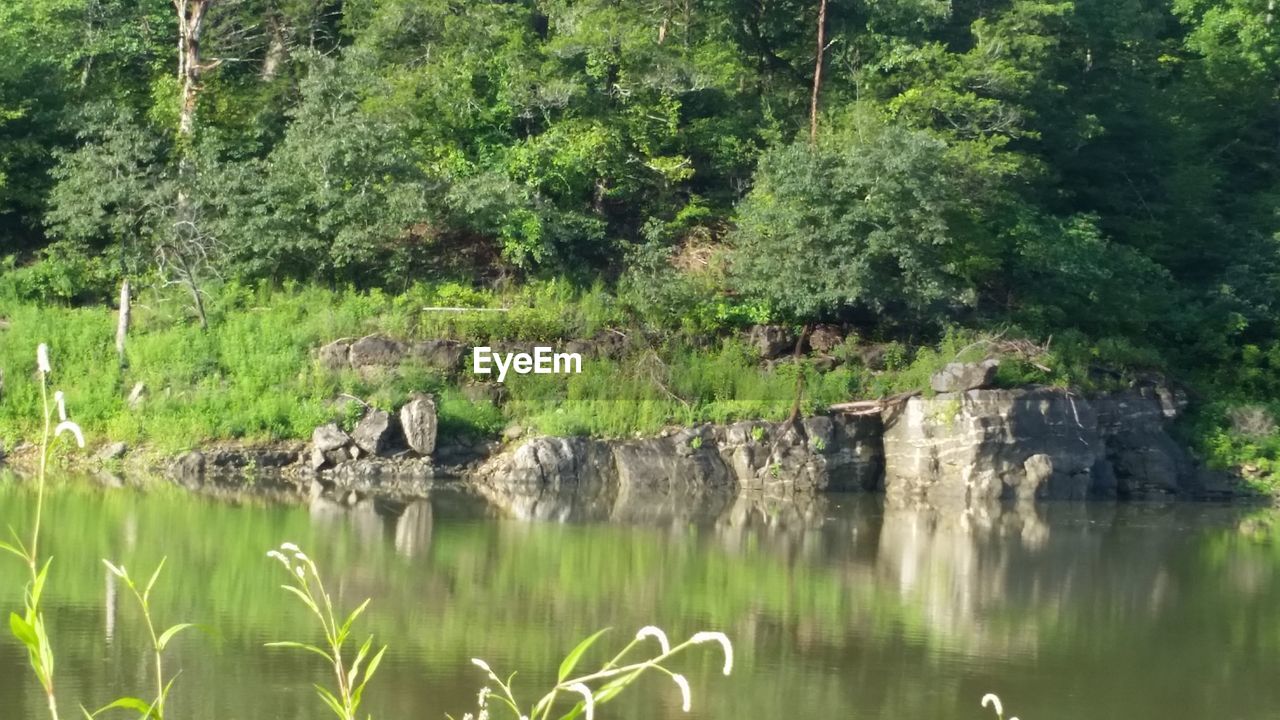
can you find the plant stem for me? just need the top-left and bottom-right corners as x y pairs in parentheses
(33, 376), (50, 569)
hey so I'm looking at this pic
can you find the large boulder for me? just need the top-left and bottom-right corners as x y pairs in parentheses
(930, 359), (999, 393)
(747, 325), (796, 359)
(317, 339), (353, 370)
(352, 409), (400, 457)
(408, 340), (466, 371)
(808, 324), (845, 353)
(312, 423), (351, 452)
(349, 335), (404, 368)
(399, 394), (438, 456)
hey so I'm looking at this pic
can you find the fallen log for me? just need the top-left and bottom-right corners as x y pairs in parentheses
(828, 389), (921, 414)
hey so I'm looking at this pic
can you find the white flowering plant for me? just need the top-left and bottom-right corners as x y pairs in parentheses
(0, 343), (86, 720)
(982, 693), (1021, 720)
(265, 543), (388, 720)
(455, 625), (734, 720)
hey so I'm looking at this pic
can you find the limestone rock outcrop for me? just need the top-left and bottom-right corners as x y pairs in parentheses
(881, 385), (1194, 503)
(472, 415), (885, 519)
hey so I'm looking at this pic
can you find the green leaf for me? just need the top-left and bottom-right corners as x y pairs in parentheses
(31, 558), (52, 604)
(313, 684), (347, 719)
(156, 623), (195, 651)
(558, 628), (610, 682)
(265, 640), (334, 663)
(9, 612), (37, 648)
(348, 636), (372, 688)
(593, 669), (644, 704)
(144, 558), (168, 600)
(280, 584), (320, 614)
(362, 645), (386, 683)
(89, 696), (153, 718)
(352, 645), (387, 708)
(339, 598), (371, 638)
(101, 559), (127, 581)
(0, 538), (23, 559)
(557, 699), (588, 720)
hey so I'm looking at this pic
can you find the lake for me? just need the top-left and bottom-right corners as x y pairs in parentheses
(1, 476), (1279, 720)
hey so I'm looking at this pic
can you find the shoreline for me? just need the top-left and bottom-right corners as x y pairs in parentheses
(2, 381), (1264, 512)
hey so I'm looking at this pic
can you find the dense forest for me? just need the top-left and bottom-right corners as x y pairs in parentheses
(3, 0), (1280, 476)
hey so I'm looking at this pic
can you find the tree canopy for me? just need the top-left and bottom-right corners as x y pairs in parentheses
(2, 0), (1279, 370)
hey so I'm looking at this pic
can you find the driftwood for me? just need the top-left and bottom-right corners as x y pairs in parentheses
(829, 389), (921, 415)
(421, 306), (510, 313)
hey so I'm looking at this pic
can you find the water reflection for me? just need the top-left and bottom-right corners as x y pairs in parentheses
(1, 478), (1279, 720)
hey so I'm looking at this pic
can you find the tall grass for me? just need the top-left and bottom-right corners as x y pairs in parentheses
(4, 280), (1143, 454)
(1, 281), (867, 451)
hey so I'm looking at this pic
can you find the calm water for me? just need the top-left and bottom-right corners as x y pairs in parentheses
(2, 477), (1280, 720)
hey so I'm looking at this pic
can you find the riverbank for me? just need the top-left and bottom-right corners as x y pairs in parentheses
(3, 380), (1257, 517)
(0, 281), (1272, 498)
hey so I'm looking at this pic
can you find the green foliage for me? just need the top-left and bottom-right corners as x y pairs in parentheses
(266, 544), (387, 720)
(93, 559), (195, 720)
(4, 0), (1280, 480)
(731, 112), (970, 323)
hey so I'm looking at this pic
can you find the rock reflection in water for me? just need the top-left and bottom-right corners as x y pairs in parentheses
(308, 495), (436, 560)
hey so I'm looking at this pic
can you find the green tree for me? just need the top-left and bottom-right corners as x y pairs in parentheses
(730, 112), (975, 324)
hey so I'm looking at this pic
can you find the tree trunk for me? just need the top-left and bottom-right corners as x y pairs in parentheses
(115, 279), (130, 368)
(261, 18), (287, 81)
(809, 0), (828, 144)
(176, 0), (212, 141)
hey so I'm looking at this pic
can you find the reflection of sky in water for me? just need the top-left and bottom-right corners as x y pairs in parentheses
(1, 478), (1279, 720)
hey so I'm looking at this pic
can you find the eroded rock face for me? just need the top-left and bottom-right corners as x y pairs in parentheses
(881, 386), (1193, 503)
(808, 324), (845, 353)
(473, 415), (886, 519)
(1093, 387), (1193, 498)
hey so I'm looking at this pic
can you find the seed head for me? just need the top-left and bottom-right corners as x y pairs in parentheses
(690, 631), (733, 675)
(54, 421), (85, 448)
(635, 626), (671, 654)
(670, 673), (691, 712)
(567, 683), (594, 720)
(36, 344), (51, 374)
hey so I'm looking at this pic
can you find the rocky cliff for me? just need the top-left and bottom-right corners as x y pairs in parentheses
(471, 415), (883, 520)
(880, 385), (1221, 503)
(474, 384), (1242, 517)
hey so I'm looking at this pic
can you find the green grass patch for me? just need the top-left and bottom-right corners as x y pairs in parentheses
(0, 280), (1189, 452)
